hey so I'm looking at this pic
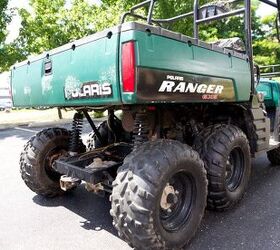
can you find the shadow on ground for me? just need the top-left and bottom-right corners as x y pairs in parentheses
(33, 184), (117, 236)
(189, 155), (280, 249)
(32, 155), (280, 250)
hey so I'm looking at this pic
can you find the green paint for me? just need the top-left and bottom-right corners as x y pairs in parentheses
(119, 30), (251, 104)
(11, 23), (251, 107)
(257, 79), (280, 107)
(11, 33), (121, 107)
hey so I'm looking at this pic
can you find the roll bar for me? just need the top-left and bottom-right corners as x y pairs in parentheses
(260, 64), (280, 78)
(261, 0), (278, 8)
(121, 0), (158, 25)
(122, 0), (279, 29)
(121, 0), (280, 94)
(193, 0), (254, 92)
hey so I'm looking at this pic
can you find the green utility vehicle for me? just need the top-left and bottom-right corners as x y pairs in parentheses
(257, 65), (280, 108)
(257, 78), (280, 107)
(256, 65), (280, 162)
(11, 0), (280, 249)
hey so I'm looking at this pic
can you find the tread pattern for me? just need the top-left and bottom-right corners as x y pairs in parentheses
(267, 108), (280, 165)
(110, 140), (207, 250)
(194, 125), (251, 211)
(20, 127), (85, 197)
(267, 148), (280, 165)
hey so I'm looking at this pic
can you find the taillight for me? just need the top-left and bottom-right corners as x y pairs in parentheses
(122, 41), (136, 92)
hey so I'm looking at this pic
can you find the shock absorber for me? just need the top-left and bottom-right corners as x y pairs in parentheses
(133, 112), (149, 149)
(69, 112), (83, 155)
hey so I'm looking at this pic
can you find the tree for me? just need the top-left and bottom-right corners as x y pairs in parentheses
(253, 13), (280, 66)
(3, 0), (280, 71)
(0, 0), (10, 45)
(14, 0), (134, 55)
(16, 0), (208, 55)
(109, 0), (208, 36)
(0, 0), (14, 72)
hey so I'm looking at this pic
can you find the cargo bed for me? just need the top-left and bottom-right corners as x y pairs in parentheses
(11, 22), (251, 107)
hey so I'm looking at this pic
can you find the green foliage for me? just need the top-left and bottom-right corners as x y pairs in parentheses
(253, 12), (280, 66)
(0, 0), (10, 44)
(15, 0), (130, 55)
(261, 13), (279, 39)
(0, 0), (279, 71)
(93, 111), (105, 118)
(0, 0), (14, 72)
(16, 0), (98, 54)
(0, 42), (25, 72)
(253, 39), (280, 65)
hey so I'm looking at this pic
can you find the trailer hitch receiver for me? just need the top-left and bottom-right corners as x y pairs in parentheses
(60, 175), (81, 191)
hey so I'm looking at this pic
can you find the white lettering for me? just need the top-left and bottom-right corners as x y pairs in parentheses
(83, 85), (91, 96)
(91, 84), (99, 95)
(72, 90), (79, 98)
(214, 85), (224, 94)
(185, 83), (198, 93)
(102, 83), (112, 95)
(159, 81), (176, 92)
(207, 85), (215, 94)
(197, 84), (208, 93)
(69, 82), (112, 99)
(158, 79), (225, 95)
(173, 82), (186, 92)
(167, 75), (184, 81)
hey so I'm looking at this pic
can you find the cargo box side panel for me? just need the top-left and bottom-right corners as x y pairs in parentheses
(12, 33), (121, 107)
(120, 28), (251, 104)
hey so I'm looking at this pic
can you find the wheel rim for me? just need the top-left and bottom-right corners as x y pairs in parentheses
(159, 172), (196, 233)
(225, 147), (244, 192)
(44, 147), (67, 181)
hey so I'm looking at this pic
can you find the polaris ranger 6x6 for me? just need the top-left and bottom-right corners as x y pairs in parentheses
(11, 0), (280, 249)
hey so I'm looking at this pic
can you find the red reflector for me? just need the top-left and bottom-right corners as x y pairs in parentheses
(147, 106), (156, 111)
(122, 42), (136, 92)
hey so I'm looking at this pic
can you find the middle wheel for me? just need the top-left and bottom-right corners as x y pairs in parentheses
(194, 125), (251, 211)
(86, 119), (132, 151)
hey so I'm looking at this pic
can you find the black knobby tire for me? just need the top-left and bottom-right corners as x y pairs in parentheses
(192, 124), (223, 153)
(267, 148), (280, 165)
(20, 127), (85, 197)
(194, 125), (251, 211)
(110, 140), (207, 250)
(267, 111), (280, 165)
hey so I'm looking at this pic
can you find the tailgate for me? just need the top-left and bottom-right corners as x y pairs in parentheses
(11, 26), (121, 107)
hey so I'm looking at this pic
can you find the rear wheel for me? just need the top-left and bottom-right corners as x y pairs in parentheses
(20, 127), (85, 197)
(110, 140), (207, 249)
(194, 125), (251, 211)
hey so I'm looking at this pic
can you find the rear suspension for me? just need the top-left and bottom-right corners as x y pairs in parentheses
(69, 112), (83, 155)
(133, 112), (149, 149)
